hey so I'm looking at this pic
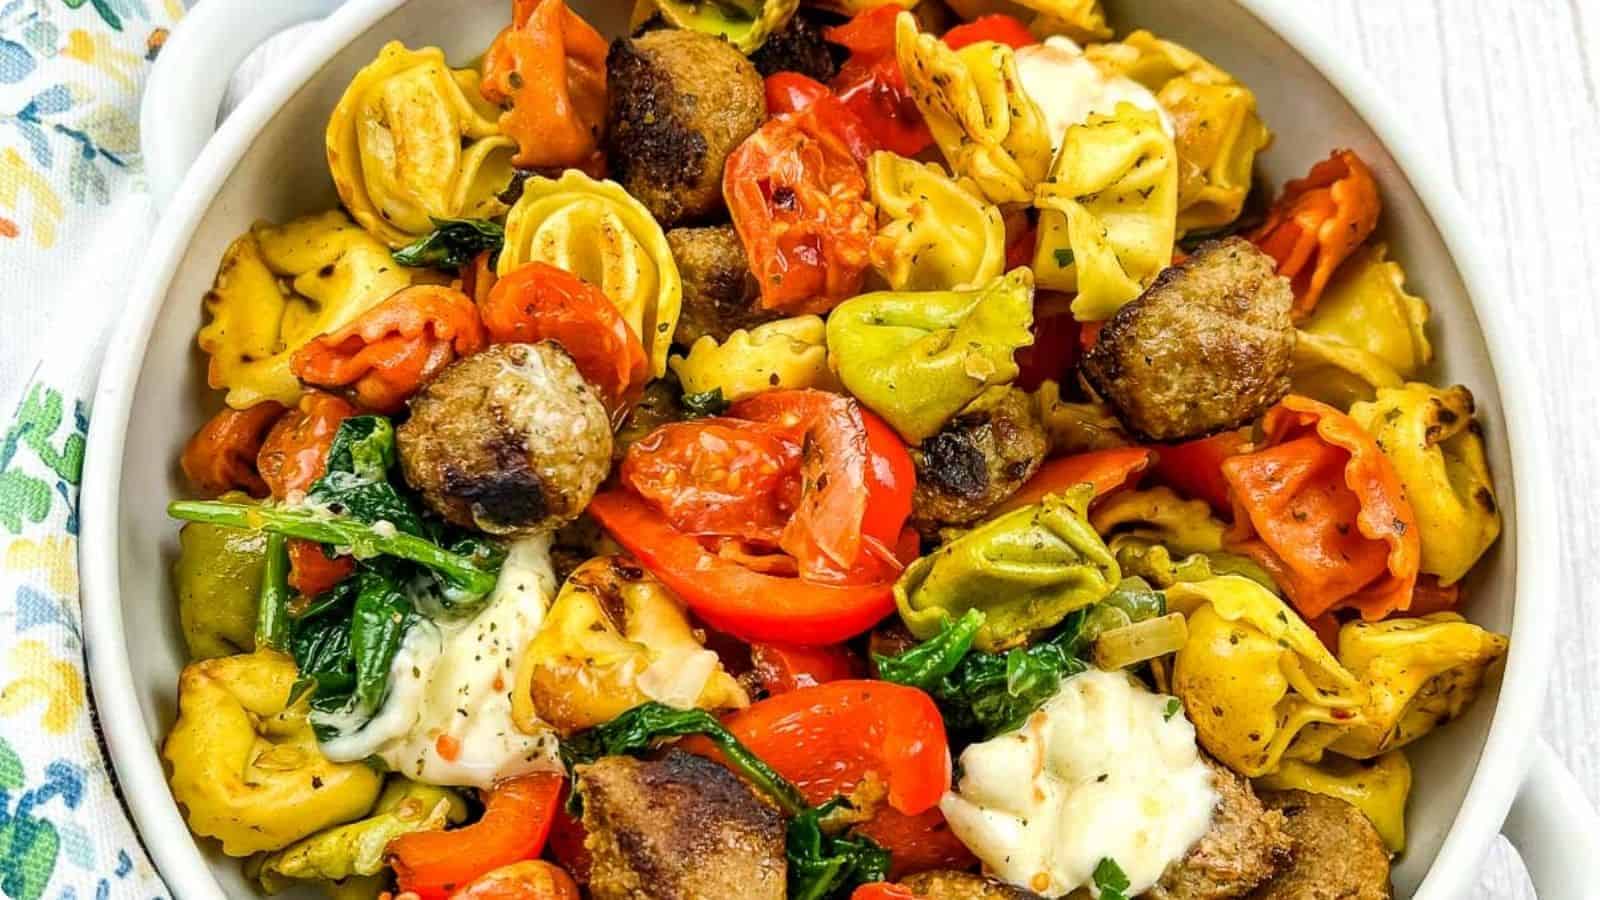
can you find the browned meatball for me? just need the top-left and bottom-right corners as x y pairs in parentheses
(606, 30), (766, 227)
(749, 9), (845, 81)
(900, 870), (1044, 899)
(912, 386), (1048, 533)
(1247, 790), (1392, 900)
(579, 751), (786, 900)
(666, 224), (780, 345)
(1080, 238), (1295, 442)
(397, 342), (611, 535)
(1148, 759), (1291, 900)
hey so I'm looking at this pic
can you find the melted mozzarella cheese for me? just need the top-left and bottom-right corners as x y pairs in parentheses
(1015, 37), (1171, 150)
(320, 535), (563, 787)
(940, 668), (1216, 897)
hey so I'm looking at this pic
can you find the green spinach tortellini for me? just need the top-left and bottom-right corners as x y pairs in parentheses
(1033, 379), (1130, 454)
(500, 170), (684, 376)
(896, 483), (1119, 652)
(326, 42), (516, 248)
(1087, 30), (1271, 232)
(175, 507), (265, 660)
(1351, 383), (1500, 585)
(1090, 486), (1280, 591)
(868, 151), (1006, 291)
(827, 268), (1035, 443)
(897, 12), (1053, 205)
(650, 0), (799, 51)
(1327, 613), (1507, 760)
(1168, 576), (1366, 777)
(1033, 103), (1178, 321)
(1290, 244), (1433, 408)
(251, 779), (467, 893)
(669, 316), (837, 404)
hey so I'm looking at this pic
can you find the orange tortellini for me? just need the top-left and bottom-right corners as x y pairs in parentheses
(1290, 244), (1434, 408)
(897, 12), (1053, 205)
(1033, 102), (1178, 320)
(326, 42), (516, 248)
(1351, 383), (1501, 585)
(867, 151), (1006, 291)
(1087, 31), (1271, 232)
(499, 170), (683, 376)
(669, 316), (838, 403)
(1255, 751), (1412, 852)
(1168, 576), (1365, 777)
(1327, 613), (1508, 760)
(198, 211), (426, 409)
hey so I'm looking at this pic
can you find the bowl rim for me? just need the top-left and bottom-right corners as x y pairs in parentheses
(77, 1), (1555, 897)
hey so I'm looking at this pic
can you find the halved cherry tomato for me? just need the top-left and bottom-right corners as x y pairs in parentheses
(621, 418), (802, 543)
(994, 447), (1154, 516)
(825, 7), (933, 157)
(860, 408), (917, 555)
(1014, 291), (1081, 392)
(180, 402), (285, 498)
(750, 642), (864, 694)
(691, 681), (950, 815)
(588, 490), (899, 644)
(941, 13), (1036, 50)
(461, 250), (498, 306)
(391, 773), (565, 900)
(1150, 428), (1252, 515)
(763, 73), (879, 163)
(726, 91), (874, 314)
(448, 861), (580, 900)
(257, 391), (358, 597)
(480, 262), (649, 415)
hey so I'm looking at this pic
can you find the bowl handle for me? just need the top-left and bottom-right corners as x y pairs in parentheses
(1501, 738), (1599, 897)
(140, 0), (344, 206)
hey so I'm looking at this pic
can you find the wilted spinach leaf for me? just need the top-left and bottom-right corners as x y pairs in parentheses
(393, 217), (505, 270)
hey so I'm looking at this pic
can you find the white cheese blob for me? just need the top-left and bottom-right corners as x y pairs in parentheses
(1015, 37), (1171, 150)
(319, 534), (563, 787)
(940, 668), (1216, 897)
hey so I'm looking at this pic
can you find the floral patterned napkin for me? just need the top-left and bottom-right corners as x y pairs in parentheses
(1, 0), (183, 896)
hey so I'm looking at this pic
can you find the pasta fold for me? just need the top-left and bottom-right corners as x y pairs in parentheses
(1032, 102), (1178, 320)
(669, 316), (837, 404)
(499, 170), (683, 376)
(326, 42), (516, 247)
(1255, 751), (1412, 852)
(1291, 244), (1433, 409)
(868, 151), (1006, 291)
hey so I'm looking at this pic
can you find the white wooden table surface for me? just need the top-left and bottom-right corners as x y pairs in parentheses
(0, 2), (1593, 897)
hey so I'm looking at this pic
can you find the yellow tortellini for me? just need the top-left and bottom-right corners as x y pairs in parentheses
(1033, 103), (1178, 321)
(868, 152), (1006, 291)
(326, 42), (516, 247)
(669, 316), (838, 404)
(1327, 613), (1508, 760)
(251, 779), (467, 893)
(1351, 383), (1501, 585)
(199, 211), (424, 409)
(1255, 751), (1412, 852)
(1168, 576), (1366, 777)
(897, 12), (1053, 205)
(514, 557), (748, 736)
(1089, 486), (1226, 556)
(1033, 380), (1130, 454)
(163, 650), (383, 857)
(826, 269), (1035, 443)
(499, 170), (683, 376)
(1291, 244), (1433, 408)
(1087, 31), (1271, 231)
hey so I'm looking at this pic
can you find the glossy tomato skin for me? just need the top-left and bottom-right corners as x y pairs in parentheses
(750, 641), (864, 694)
(763, 72), (878, 162)
(447, 861), (581, 900)
(390, 773), (564, 900)
(824, 6), (932, 157)
(620, 418), (802, 543)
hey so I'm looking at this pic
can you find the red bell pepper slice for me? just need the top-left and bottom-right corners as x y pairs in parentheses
(993, 447), (1154, 516)
(390, 772), (565, 900)
(824, 6), (933, 157)
(942, 14), (1036, 50)
(1150, 428), (1253, 515)
(853, 885), (924, 900)
(587, 490), (900, 645)
(1013, 291), (1081, 392)
(750, 642), (864, 694)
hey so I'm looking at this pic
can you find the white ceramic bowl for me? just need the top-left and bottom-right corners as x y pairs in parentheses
(79, 1), (1597, 897)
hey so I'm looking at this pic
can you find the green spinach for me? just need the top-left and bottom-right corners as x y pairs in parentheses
(393, 217), (506, 270)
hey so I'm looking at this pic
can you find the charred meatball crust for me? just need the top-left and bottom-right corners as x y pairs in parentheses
(666, 224), (780, 345)
(397, 342), (611, 535)
(899, 870), (1044, 899)
(606, 30), (766, 227)
(1248, 790), (1392, 900)
(579, 750), (786, 900)
(912, 386), (1048, 533)
(1080, 237), (1295, 443)
(1149, 759), (1292, 900)
(749, 9), (846, 81)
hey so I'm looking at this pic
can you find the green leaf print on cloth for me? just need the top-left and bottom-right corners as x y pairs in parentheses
(0, 385), (85, 534)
